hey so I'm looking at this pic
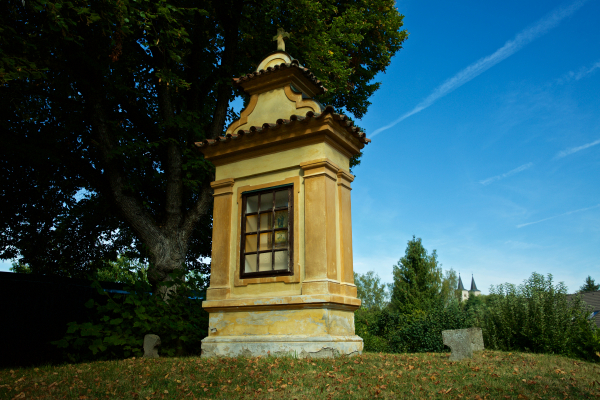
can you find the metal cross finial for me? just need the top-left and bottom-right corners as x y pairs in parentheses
(273, 28), (290, 52)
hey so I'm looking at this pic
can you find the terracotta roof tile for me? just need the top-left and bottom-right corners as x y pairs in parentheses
(233, 59), (326, 95)
(195, 105), (370, 149)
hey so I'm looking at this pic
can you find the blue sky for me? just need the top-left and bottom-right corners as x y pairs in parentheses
(351, 0), (600, 293)
(3, 0), (598, 294)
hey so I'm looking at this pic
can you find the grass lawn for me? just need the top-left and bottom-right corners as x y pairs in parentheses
(1, 350), (599, 399)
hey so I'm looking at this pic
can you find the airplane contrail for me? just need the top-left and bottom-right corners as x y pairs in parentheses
(517, 204), (600, 228)
(554, 138), (600, 159)
(479, 162), (534, 186)
(370, 0), (589, 138)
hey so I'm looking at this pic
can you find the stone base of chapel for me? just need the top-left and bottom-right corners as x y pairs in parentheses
(199, 303), (363, 358)
(200, 335), (363, 358)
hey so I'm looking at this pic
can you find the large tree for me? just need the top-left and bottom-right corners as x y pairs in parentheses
(354, 270), (390, 310)
(440, 267), (460, 305)
(0, 0), (407, 287)
(390, 236), (442, 313)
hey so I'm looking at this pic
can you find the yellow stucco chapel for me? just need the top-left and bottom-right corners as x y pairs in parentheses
(196, 31), (370, 358)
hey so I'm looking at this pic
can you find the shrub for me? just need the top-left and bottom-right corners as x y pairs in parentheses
(355, 303), (470, 353)
(388, 302), (470, 353)
(479, 273), (600, 361)
(52, 269), (208, 362)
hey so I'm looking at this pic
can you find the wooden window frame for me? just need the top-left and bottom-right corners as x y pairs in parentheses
(239, 185), (294, 279)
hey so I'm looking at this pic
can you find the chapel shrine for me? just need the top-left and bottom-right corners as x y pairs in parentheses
(196, 30), (369, 358)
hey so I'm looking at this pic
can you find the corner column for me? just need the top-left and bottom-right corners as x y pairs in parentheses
(337, 170), (357, 298)
(300, 159), (339, 295)
(206, 178), (235, 300)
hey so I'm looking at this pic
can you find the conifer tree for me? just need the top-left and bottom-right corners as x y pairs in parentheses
(579, 276), (600, 292)
(390, 236), (442, 313)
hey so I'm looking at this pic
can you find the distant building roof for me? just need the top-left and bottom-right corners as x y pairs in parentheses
(470, 276), (479, 292)
(457, 275), (465, 291)
(568, 290), (600, 327)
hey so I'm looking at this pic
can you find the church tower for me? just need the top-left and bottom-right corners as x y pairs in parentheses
(457, 274), (469, 302)
(457, 274), (481, 301)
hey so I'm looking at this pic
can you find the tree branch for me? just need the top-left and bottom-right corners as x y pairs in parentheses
(181, 180), (213, 245)
(89, 97), (164, 250)
(207, 0), (244, 139)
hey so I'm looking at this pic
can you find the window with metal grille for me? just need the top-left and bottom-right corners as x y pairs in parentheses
(240, 186), (293, 278)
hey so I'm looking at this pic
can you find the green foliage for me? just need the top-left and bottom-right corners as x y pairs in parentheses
(387, 303), (470, 353)
(390, 236), (442, 313)
(52, 269), (208, 362)
(95, 255), (149, 285)
(478, 273), (600, 362)
(354, 238), (472, 354)
(0, 0), (407, 280)
(9, 260), (31, 274)
(580, 276), (600, 293)
(354, 270), (390, 310)
(355, 305), (470, 354)
(354, 308), (391, 353)
(440, 268), (461, 305)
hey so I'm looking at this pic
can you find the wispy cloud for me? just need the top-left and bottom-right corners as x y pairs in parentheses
(479, 162), (534, 185)
(517, 204), (600, 228)
(556, 59), (600, 84)
(554, 138), (600, 159)
(370, 0), (589, 138)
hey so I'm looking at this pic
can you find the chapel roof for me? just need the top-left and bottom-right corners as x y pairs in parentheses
(457, 275), (465, 291)
(233, 58), (326, 96)
(195, 105), (370, 149)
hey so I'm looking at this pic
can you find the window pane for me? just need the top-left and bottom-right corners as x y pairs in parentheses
(275, 190), (288, 208)
(245, 234), (257, 252)
(274, 210), (288, 229)
(246, 195), (258, 213)
(259, 213), (272, 230)
(274, 231), (288, 249)
(245, 255), (257, 273)
(245, 215), (258, 233)
(259, 253), (272, 271)
(259, 233), (272, 250)
(259, 192), (273, 211)
(273, 250), (288, 270)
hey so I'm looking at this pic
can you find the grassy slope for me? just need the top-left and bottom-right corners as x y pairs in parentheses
(1, 351), (599, 399)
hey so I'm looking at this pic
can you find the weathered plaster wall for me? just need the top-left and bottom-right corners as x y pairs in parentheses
(239, 88), (318, 129)
(214, 141), (349, 181)
(208, 308), (355, 337)
(201, 335), (363, 359)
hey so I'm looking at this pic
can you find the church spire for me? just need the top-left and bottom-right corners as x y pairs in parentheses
(470, 275), (479, 292)
(457, 274), (465, 291)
